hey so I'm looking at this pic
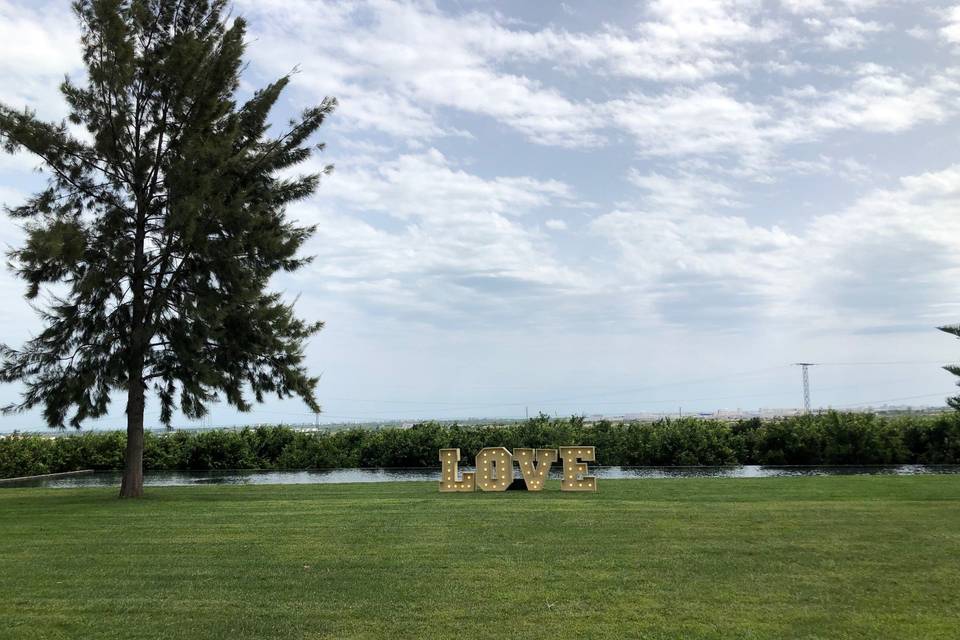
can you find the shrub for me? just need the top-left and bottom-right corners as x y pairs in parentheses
(2, 411), (959, 479)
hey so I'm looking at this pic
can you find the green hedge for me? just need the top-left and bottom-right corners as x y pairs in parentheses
(2, 411), (959, 479)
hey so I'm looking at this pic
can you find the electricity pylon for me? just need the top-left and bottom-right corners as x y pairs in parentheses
(793, 363), (816, 413)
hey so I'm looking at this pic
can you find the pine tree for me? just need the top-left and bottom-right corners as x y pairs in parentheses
(0, 0), (334, 497)
(939, 325), (960, 410)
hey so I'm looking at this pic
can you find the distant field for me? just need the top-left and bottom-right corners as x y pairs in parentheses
(1, 477), (959, 639)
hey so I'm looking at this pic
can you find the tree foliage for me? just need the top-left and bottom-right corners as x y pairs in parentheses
(939, 325), (960, 410)
(0, 0), (333, 495)
(0, 0), (332, 427)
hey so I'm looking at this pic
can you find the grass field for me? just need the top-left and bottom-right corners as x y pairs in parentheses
(1, 477), (959, 639)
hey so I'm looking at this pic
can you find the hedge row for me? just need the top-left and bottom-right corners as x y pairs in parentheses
(2, 411), (960, 479)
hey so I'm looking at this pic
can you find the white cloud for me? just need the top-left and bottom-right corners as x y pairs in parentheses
(940, 5), (960, 44)
(592, 164), (960, 329)
(906, 26), (933, 40)
(235, 0), (788, 146)
(545, 219), (568, 231)
(607, 84), (774, 162)
(781, 0), (891, 51)
(627, 171), (741, 212)
(821, 17), (886, 49)
(0, 149), (41, 174)
(229, 0), (959, 166)
(237, 0), (606, 146)
(761, 58), (811, 76)
(776, 154), (878, 183)
(288, 148), (590, 323)
(590, 0), (783, 80)
(333, 89), (452, 140)
(0, 0), (80, 117)
(794, 166), (960, 328)
(592, 170), (799, 319)
(607, 68), (958, 173)
(0, 184), (25, 244)
(592, 207), (798, 284)
(405, 68), (604, 148)
(780, 0), (888, 16)
(779, 68), (958, 135)
(426, 0), (782, 82)
(323, 148), (576, 221)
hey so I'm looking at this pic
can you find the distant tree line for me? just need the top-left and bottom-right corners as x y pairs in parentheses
(3, 411), (960, 480)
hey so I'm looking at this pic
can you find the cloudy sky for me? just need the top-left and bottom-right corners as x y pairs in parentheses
(1, 0), (960, 429)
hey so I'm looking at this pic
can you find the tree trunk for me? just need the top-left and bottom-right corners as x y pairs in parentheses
(122, 174), (149, 498)
(120, 380), (145, 498)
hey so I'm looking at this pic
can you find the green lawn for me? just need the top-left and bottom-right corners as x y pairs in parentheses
(1, 477), (959, 639)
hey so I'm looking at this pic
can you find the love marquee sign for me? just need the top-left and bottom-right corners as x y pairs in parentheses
(439, 446), (597, 493)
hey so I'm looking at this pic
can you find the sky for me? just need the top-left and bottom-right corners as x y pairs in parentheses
(1, 0), (960, 430)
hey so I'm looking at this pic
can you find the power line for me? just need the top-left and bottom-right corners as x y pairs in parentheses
(323, 364), (794, 408)
(834, 392), (949, 408)
(245, 376), (941, 419)
(3, 361), (949, 430)
(814, 360), (945, 366)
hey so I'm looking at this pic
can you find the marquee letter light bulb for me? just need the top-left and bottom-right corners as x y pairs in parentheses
(559, 446), (597, 492)
(474, 447), (514, 492)
(513, 448), (556, 491)
(438, 448), (475, 492)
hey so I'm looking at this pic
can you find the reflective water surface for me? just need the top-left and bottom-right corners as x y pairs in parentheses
(4, 464), (960, 488)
